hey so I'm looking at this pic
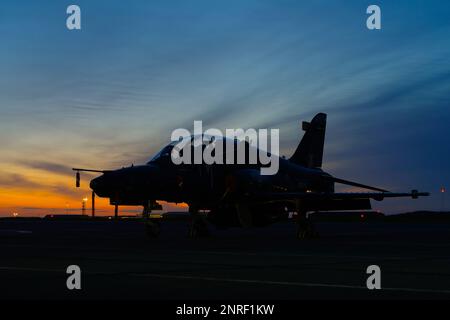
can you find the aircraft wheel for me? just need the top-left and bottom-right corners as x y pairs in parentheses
(297, 229), (306, 239)
(188, 224), (198, 238)
(296, 221), (318, 239)
(188, 218), (210, 238)
(145, 220), (161, 238)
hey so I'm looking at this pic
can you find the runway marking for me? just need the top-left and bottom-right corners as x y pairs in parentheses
(2, 243), (450, 262)
(183, 250), (450, 261)
(0, 230), (32, 235)
(1, 265), (450, 295)
(0, 266), (61, 273)
(132, 273), (450, 295)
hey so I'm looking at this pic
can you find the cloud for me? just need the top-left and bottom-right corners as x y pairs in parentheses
(0, 172), (42, 189)
(0, 170), (81, 198)
(334, 71), (450, 115)
(17, 160), (72, 176)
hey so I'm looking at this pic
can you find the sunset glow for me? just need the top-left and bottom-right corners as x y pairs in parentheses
(1, 0), (449, 216)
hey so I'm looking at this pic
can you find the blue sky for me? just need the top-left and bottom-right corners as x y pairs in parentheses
(0, 0), (449, 214)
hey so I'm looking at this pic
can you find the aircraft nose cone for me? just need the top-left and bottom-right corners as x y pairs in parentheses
(90, 174), (112, 197)
(90, 175), (103, 191)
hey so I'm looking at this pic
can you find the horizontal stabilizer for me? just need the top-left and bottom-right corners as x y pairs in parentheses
(248, 191), (430, 202)
(331, 177), (389, 193)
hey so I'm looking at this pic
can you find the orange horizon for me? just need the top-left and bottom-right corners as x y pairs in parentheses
(0, 165), (188, 217)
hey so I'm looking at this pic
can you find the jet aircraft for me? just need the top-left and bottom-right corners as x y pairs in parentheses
(73, 113), (429, 238)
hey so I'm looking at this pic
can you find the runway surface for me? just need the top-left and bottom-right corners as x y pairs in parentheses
(1, 218), (450, 299)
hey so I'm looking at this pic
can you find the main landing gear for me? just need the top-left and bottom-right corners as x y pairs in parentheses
(188, 206), (210, 239)
(296, 211), (319, 239)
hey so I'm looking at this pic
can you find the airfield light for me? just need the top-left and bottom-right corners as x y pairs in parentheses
(82, 197), (88, 216)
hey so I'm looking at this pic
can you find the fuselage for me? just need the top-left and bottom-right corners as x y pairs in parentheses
(90, 152), (334, 208)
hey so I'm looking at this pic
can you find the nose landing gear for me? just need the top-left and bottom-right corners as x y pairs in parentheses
(143, 202), (161, 238)
(145, 219), (161, 238)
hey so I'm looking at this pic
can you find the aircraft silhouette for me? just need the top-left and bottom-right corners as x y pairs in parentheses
(73, 113), (429, 238)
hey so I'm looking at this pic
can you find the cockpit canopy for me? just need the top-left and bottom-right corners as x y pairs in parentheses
(147, 135), (273, 165)
(148, 144), (175, 164)
(147, 136), (219, 164)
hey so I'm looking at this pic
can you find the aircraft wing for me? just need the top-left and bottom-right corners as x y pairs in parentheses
(251, 190), (429, 202)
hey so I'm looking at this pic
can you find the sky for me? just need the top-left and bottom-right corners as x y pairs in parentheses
(0, 0), (449, 216)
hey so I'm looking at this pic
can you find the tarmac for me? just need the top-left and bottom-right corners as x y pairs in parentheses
(1, 218), (450, 300)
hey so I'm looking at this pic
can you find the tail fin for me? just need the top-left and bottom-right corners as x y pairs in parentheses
(289, 113), (327, 168)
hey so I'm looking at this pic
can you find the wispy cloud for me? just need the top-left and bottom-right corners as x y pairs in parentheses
(17, 161), (73, 176)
